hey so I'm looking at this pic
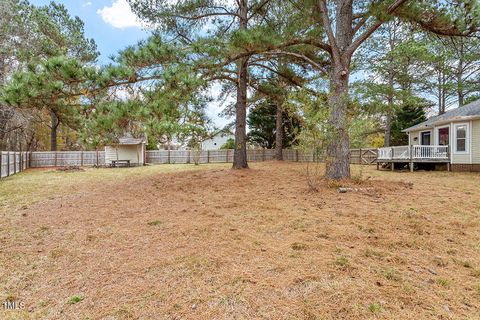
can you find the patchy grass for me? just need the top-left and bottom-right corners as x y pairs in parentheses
(0, 163), (230, 210)
(66, 295), (84, 305)
(436, 278), (450, 288)
(368, 302), (382, 314)
(334, 256), (351, 270)
(147, 220), (162, 226)
(1, 162), (480, 319)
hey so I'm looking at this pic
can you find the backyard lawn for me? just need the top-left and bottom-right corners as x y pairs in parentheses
(1, 162), (480, 319)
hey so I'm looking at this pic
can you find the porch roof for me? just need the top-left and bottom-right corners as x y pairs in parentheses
(403, 99), (480, 132)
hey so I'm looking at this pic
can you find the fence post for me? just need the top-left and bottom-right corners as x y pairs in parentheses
(359, 148), (362, 165)
(207, 150), (210, 163)
(7, 150), (10, 177)
(13, 151), (17, 174)
(168, 149), (171, 164)
(54, 151), (58, 167)
(80, 151), (84, 166)
(0, 149), (2, 179)
(20, 144), (23, 171)
(29, 151), (32, 168)
(296, 149), (299, 162)
(96, 149), (99, 166)
(226, 149), (229, 163)
(262, 149), (266, 162)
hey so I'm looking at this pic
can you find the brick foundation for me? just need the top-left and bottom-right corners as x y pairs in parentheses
(450, 164), (480, 172)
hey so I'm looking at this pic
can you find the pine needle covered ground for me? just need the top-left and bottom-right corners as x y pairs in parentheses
(1, 162), (479, 319)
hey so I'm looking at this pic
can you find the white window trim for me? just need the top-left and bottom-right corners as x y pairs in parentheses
(435, 125), (450, 145)
(419, 130), (432, 145)
(453, 122), (469, 154)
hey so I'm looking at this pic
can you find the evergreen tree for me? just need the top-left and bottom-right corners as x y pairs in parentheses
(390, 103), (427, 145)
(356, 19), (431, 147)
(0, 0), (98, 151)
(247, 102), (300, 149)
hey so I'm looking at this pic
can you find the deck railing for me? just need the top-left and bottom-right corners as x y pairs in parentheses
(378, 145), (449, 160)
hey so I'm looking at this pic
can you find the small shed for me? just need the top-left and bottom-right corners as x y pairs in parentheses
(105, 136), (146, 166)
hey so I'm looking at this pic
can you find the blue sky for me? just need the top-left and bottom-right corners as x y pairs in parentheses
(30, 0), (149, 65)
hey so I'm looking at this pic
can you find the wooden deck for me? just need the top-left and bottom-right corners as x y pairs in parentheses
(376, 145), (450, 171)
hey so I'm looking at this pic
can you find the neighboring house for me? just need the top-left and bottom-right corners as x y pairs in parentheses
(378, 99), (480, 172)
(201, 133), (234, 150)
(105, 135), (146, 166)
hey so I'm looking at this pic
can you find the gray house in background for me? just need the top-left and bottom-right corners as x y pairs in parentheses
(378, 99), (480, 172)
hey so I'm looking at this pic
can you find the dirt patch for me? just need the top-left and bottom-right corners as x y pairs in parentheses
(56, 166), (85, 172)
(1, 162), (479, 319)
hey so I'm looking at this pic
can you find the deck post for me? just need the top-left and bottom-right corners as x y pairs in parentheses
(391, 162), (394, 171)
(376, 161), (379, 170)
(447, 146), (451, 172)
(409, 145), (413, 172)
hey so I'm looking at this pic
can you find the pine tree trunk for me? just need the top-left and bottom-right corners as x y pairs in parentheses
(325, 66), (350, 180)
(275, 104), (283, 160)
(50, 112), (59, 151)
(384, 72), (394, 147)
(384, 112), (392, 147)
(232, 0), (248, 169)
(233, 57), (248, 169)
(457, 40), (465, 107)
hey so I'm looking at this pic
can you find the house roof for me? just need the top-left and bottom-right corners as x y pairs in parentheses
(403, 99), (480, 132)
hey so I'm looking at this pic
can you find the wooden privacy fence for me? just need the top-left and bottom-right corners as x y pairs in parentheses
(0, 151), (30, 178)
(0, 148), (377, 179)
(29, 151), (105, 167)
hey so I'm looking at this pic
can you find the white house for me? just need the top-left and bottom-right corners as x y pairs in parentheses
(201, 133), (234, 150)
(377, 99), (480, 172)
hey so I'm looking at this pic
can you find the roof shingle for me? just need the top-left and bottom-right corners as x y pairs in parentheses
(404, 99), (480, 132)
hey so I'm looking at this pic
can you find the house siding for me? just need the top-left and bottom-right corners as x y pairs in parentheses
(408, 129), (433, 146)
(409, 130), (420, 145)
(472, 120), (480, 164)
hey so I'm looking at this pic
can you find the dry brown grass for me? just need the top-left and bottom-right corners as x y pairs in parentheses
(1, 162), (480, 319)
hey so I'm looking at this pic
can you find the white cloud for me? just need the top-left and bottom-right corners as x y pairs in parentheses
(82, 1), (92, 7)
(97, 0), (142, 29)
